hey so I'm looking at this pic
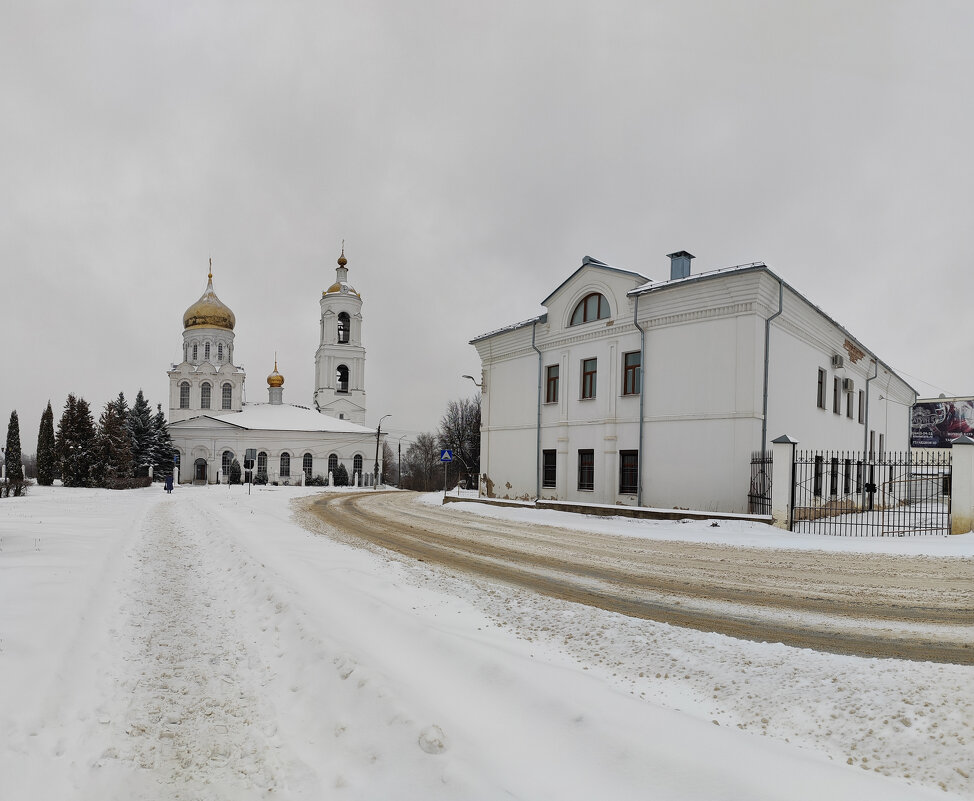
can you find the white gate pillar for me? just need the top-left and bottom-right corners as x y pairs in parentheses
(950, 435), (974, 535)
(770, 434), (799, 530)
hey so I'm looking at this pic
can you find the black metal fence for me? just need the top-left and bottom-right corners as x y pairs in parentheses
(748, 451), (772, 515)
(792, 449), (951, 536)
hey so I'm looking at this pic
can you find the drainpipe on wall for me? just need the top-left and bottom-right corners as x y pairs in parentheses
(532, 320), (542, 500)
(864, 359), (879, 455)
(761, 280), (784, 459)
(633, 294), (646, 507)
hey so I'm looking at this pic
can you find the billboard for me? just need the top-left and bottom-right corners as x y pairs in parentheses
(910, 399), (974, 448)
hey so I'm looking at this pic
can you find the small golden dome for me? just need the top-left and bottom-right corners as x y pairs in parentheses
(337, 250), (347, 267)
(183, 269), (235, 331)
(267, 358), (284, 388)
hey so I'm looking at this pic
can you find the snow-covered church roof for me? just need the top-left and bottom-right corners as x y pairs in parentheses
(172, 403), (375, 434)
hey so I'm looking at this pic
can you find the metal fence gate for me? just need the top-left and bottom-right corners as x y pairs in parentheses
(791, 449), (951, 536)
(748, 451), (772, 515)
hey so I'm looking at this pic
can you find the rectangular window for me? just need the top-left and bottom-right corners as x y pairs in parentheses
(542, 449), (556, 488)
(858, 390), (865, 424)
(581, 358), (597, 399)
(619, 450), (638, 494)
(843, 459), (852, 495)
(578, 449), (594, 491)
(879, 433), (885, 458)
(545, 365), (559, 404)
(817, 369), (826, 409)
(846, 390), (854, 419)
(813, 454), (824, 497)
(833, 376), (841, 414)
(622, 352), (641, 396)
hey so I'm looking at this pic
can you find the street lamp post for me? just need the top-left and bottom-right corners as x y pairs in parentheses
(398, 434), (408, 488)
(374, 414), (391, 489)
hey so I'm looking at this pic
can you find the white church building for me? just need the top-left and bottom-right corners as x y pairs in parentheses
(471, 252), (915, 513)
(167, 251), (384, 485)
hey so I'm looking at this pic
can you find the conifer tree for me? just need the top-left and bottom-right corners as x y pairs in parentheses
(151, 403), (175, 479)
(36, 401), (56, 486)
(5, 411), (24, 495)
(57, 394), (97, 487)
(127, 390), (154, 476)
(92, 401), (135, 489)
(334, 463), (349, 487)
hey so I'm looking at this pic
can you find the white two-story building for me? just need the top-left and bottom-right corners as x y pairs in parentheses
(471, 252), (915, 512)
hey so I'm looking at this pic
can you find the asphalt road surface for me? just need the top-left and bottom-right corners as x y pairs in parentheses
(307, 491), (974, 665)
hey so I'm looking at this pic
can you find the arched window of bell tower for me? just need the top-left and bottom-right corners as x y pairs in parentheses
(338, 312), (350, 344)
(337, 364), (349, 394)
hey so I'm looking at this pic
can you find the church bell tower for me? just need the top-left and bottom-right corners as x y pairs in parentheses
(313, 247), (367, 423)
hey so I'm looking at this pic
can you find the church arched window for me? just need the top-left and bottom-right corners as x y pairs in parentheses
(222, 450), (234, 477)
(328, 453), (338, 474)
(570, 293), (610, 326)
(192, 343), (198, 361)
(338, 312), (350, 344)
(179, 382), (190, 409)
(303, 453), (313, 479)
(280, 452), (291, 478)
(200, 382), (211, 409)
(257, 451), (267, 474)
(218, 343), (223, 361)
(222, 383), (232, 410)
(353, 454), (363, 481)
(336, 364), (349, 393)
(204, 342), (210, 360)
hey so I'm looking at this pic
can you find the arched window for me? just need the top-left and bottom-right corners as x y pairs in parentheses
(337, 364), (349, 393)
(570, 293), (610, 326)
(328, 453), (338, 474)
(280, 452), (291, 477)
(222, 383), (232, 410)
(179, 382), (190, 409)
(200, 382), (211, 409)
(183, 345), (188, 362)
(303, 452), (313, 478)
(218, 343), (223, 361)
(192, 343), (198, 361)
(338, 312), (350, 344)
(204, 342), (210, 360)
(257, 451), (267, 474)
(222, 450), (234, 476)
(353, 454), (363, 480)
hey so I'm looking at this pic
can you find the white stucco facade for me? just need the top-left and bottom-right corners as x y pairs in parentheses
(167, 259), (382, 485)
(472, 255), (916, 513)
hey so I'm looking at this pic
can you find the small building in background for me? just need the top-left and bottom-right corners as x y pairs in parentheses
(471, 252), (915, 513)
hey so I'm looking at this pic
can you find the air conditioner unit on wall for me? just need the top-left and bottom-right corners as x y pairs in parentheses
(842, 378), (854, 392)
(831, 354), (844, 369)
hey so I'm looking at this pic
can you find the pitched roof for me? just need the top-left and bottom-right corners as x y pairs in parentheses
(169, 403), (375, 434)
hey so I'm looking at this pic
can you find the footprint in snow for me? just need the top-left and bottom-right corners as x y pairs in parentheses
(418, 725), (448, 755)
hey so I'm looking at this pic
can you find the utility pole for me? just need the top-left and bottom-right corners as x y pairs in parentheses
(398, 433), (408, 489)
(373, 414), (390, 489)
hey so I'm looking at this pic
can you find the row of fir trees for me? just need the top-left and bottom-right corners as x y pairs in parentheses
(25, 389), (174, 490)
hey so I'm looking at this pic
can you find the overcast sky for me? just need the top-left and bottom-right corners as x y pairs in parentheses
(3, 0), (972, 448)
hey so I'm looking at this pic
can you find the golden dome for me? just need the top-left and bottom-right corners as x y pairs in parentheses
(183, 269), (235, 331)
(337, 249), (347, 267)
(267, 358), (284, 388)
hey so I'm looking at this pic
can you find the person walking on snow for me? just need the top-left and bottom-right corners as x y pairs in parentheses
(164, 473), (174, 493)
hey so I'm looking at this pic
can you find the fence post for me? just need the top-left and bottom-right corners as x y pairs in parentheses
(770, 434), (799, 530)
(950, 435), (974, 535)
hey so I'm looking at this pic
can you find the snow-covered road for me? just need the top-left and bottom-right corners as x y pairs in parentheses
(1, 485), (971, 799)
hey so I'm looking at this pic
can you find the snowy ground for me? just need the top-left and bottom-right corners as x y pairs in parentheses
(0, 484), (971, 799)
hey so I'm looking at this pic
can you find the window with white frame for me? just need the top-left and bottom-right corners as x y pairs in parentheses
(570, 293), (610, 326)
(280, 452), (291, 477)
(222, 382), (232, 410)
(200, 382), (211, 409)
(179, 382), (190, 409)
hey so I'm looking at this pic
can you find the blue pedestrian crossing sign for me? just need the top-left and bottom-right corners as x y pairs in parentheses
(439, 449), (454, 462)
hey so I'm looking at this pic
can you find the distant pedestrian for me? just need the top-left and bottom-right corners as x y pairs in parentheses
(164, 473), (174, 493)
